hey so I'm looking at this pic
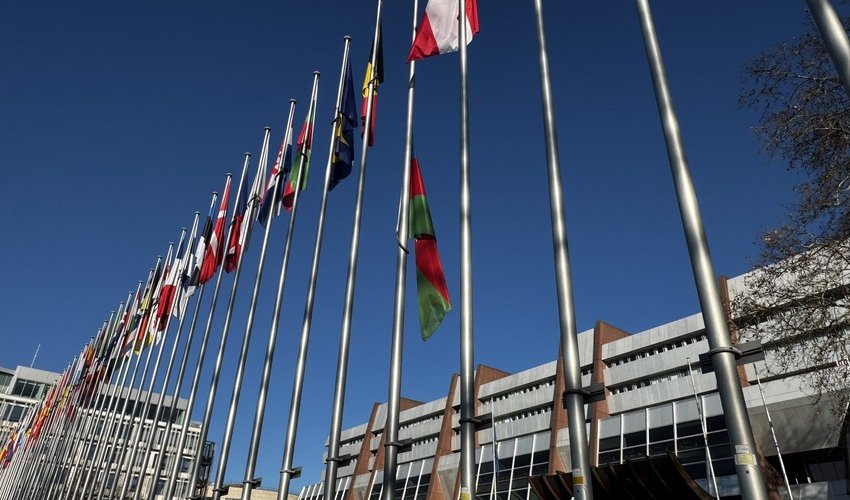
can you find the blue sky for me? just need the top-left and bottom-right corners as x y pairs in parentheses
(0, 0), (833, 493)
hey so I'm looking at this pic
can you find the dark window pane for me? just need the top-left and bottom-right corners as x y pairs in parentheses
(677, 449), (707, 464)
(676, 421), (703, 438)
(598, 451), (620, 464)
(599, 436), (620, 452)
(706, 431), (729, 447)
(623, 431), (646, 447)
(514, 453), (532, 467)
(683, 462), (707, 480)
(712, 458), (736, 477)
(623, 446), (646, 460)
(649, 441), (675, 456)
(649, 426), (673, 442)
(705, 416), (726, 432)
(677, 435), (705, 451)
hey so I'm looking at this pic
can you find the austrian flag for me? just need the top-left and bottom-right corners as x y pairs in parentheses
(408, 0), (479, 62)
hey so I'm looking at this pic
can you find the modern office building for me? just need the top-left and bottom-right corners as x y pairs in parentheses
(295, 268), (849, 499)
(0, 364), (211, 499)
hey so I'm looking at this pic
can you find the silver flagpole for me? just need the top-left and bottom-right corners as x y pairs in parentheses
(209, 123), (278, 500)
(277, 36), (352, 500)
(2, 393), (43, 498)
(145, 195), (218, 500)
(88, 271), (160, 500)
(806, 0), (850, 98)
(31, 347), (96, 498)
(187, 150), (259, 497)
(56, 295), (131, 498)
(635, 2), (768, 498)
(70, 290), (139, 496)
(378, 0), (416, 497)
(129, 214), (201, 499)
(457, 0), (476, 496)
(326, 3), (382, 499)
(754, 369), (794, 499)
(531, 1), (593, 497)
(117, 236), (183, 500)
(52, 314), (117, 498)
(241, 77), (318, 500)
(685, 357), (719, 499)
(164, 169), (239, 500)
(79, 285), (148, 498)
(90, 257), (165, 500)
(131, 213), (201, 500)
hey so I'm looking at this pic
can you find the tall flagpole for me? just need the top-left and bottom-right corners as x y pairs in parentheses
(79, 280), (152, 498)
(164, 169), (239, 500)
(90, 256), (166, 500)
(210, 122), (279, 500)
(131, 212), (201, 500)
(531, 1), (594, 497)
(277, 36), (352, 500)
(377, 0), (416, 498)
(324, 4), (383, 499)
(806, 0), (850, 98)
(55, 314), (117, 498)
(187, 150), (258, 497)
(146, 195), (219, 500)
(117, 235), (184, 500)
(635, 2), (768, 499)
(241, 77), (319, 500)
(457, 0), (476, 496)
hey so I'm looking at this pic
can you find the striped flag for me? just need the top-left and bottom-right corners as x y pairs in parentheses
(408, 0), (479, 62)
(409, 153), (451, 339)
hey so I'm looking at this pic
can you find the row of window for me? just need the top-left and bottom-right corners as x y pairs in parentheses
(607, 334), (707, 367)
(399, 414), (441, 432)
(489, 380), (555, 403)
(609, 364), (704, 395)
(496, 405), (552, 425)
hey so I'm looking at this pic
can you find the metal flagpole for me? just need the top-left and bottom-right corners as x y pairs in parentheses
(241, 77), (318, 500)
(145, 195), (218, 500)
(56, 299), (129, 498)
(457, 0), (476, 496)
(91, 257), (165, 500)
(131, 213), (201, 500)
(77, 322), (141, 497)
(87, 269), (159, 500)
(64, 295), (134, 496)
(635, 2), (768, 499)
(117, 236), (184, 500)
(53, 314), (117, 498)
(531, 1), (594, 497)
(324, 3), (382, 499)
(16, 384), (62, 499)
(754, 369), (794, 499)
(377, 0), (416, 497)
(187, 150), (259, 497)
(31, 347), (95, 498)
(208, 123), (278, 500)
(685, 357), (719, 499)
(806, 0), (850, 98)
(164, 169), (240, 500)
(277, 36), (351, 500)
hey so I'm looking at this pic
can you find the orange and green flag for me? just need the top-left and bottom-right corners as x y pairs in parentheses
(409, 153), (450, 339)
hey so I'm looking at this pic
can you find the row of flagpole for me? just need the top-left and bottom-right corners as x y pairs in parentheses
(13, 0), (850, 498)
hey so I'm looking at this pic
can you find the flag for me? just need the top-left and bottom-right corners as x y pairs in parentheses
(361, 26), (384, 147)
(329, 59), (358, 191)
(190, 200), (215, 287)
(134, 259), (164, 351)
(283, 112), (314, 211)
(409, 154), (451, 339)
(200, 178), (230, 282)
(407, 0), (479, 62)
(258, 130), (293, 225)
(225, 170), (250, 273)
(122, 285), (143, 356)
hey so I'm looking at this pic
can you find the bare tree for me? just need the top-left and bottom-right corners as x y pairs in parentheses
(734, 15), (850, 418)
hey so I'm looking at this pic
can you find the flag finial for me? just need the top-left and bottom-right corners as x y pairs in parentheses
(313, 70), (321, 76)
(344, 35), (352, 41)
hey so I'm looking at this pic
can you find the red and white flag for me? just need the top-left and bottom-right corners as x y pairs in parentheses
(201, 177), (231, 283)
(407, 0), (479, 62)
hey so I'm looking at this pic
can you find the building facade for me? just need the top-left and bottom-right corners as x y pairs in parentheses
(0, 364), (209, 499)
(297, 269), (850, 499)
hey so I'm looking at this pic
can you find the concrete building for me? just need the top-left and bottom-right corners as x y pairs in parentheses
(0, 364), (210, 499)
(296, 269), (849, 499)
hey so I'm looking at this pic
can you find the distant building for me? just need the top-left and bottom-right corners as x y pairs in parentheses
(297, 268), (849, 499)
(202, 483), (295, 500)
(0, 364), (211, 499)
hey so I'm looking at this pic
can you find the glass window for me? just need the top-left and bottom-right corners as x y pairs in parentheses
(623, 431), (646, 447)
(649, 426), (673, 442)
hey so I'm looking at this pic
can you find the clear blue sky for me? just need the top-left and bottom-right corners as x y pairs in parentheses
(0, 0), (831, 492)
